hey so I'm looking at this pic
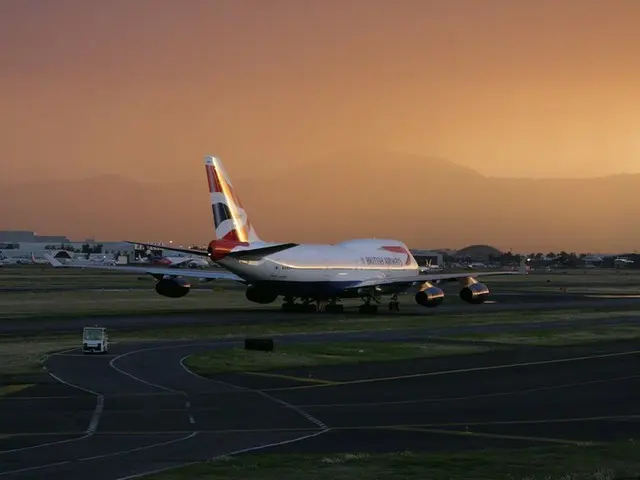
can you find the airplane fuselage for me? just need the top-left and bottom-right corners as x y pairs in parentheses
(216, 238), (422, 298)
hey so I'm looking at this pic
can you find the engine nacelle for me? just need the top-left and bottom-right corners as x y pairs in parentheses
(155, 277), (191, 298)
(415, 287), (445, 307)
(460, 283), (490, 304)
(245, 285), (279, 304)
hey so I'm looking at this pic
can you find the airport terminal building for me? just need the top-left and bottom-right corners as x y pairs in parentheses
(410, 249), (444, 267)
(0, 230), (136, 262)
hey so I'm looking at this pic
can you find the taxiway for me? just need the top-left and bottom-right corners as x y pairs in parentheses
(0, 318), (638, 479)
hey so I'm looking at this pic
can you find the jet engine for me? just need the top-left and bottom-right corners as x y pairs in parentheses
(415, 286), (445, 307)
(459, 283), (490, 304)
(245, 284), (279, 304)
(155, 277), (191, 298)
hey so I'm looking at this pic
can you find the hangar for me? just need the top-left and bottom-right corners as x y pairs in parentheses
(410, 249), (444, 267)
(454, 244), (503, 262)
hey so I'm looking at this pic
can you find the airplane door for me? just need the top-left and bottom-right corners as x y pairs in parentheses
(270, 264), (287, 280)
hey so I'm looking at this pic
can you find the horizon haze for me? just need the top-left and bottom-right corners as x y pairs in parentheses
(1, 151), (639, 253)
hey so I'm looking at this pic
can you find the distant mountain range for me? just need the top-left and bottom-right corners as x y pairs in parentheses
(1, 151), (639, 252)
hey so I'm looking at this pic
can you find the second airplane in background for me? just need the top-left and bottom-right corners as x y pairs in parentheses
(46, 155), (527, 314)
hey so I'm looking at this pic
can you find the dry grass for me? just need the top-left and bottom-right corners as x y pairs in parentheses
(0, 289), (261, 319)
(185, 342), (489, 375)
(443, 325), (640, 346)
(0, 338), (76, 375)
(149, 442), (640, 480)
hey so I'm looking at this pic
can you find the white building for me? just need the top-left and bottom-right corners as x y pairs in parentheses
(0, 241), (136, 262)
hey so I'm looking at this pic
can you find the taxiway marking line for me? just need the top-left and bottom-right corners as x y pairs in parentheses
(115, 429), (327, 480)
(0, 432), (199, 477)
(296, 374), (640, 408)
(411, 414), (640, 428)
(263, 349), (640, 391)
(0, 391), (180, 401)
(2, 414), (636, 439)
(241, 371), (339, 385)
(0, 347), (109, 456)
(109, 347), (198, 427)
(382, 425), (597, 446)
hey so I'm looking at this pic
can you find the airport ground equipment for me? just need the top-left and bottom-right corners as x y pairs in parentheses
(82, 326), (109, 354)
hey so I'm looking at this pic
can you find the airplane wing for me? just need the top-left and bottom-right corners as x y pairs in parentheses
(43, 254), (245, 283)
(126, 241), (299, 259)
(351, 262), (527, 289)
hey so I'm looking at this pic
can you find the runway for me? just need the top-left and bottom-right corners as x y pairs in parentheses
(1, 323), (638, 479)
(3, 291), (640, 336)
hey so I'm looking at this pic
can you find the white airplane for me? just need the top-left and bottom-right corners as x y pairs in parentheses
(45, 155), (527, 314)
(0, 252), (17, 266)
(30, 253), (52, 265)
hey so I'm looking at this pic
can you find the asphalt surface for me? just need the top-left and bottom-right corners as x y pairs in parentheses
(1, 319), (639, 479)
(3, 291), (640, 336)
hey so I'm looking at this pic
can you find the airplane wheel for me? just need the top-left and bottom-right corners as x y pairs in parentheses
(389, 301), (400, 311)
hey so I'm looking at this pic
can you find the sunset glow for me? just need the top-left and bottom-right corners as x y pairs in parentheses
(2, 0), (640, 251)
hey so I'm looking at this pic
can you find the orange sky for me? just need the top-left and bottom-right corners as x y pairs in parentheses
(2, 0), (640, 184)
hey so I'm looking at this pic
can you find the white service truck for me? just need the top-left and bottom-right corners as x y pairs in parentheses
(82, 327), (109, 354)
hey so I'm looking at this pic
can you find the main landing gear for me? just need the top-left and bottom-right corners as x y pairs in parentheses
(357, 291), (399, 314)
(280, 294), (400, 315)
(281, 297), (345, 314)
(388, 293), (400, 312)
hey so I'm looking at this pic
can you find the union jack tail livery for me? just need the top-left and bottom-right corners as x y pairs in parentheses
(204, 156), (261, 244)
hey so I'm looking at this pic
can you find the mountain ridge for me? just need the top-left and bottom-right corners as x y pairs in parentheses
(1, 151), (639, 252)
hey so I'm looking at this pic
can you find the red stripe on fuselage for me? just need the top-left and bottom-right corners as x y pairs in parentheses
(381, 246), (408, 254)
(380, 245), (413, 265)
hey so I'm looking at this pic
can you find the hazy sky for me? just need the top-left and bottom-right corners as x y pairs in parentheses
(2, 0), (640, 184)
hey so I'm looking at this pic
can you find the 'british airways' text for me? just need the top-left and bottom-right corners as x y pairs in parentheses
(364, 256), (404, 265)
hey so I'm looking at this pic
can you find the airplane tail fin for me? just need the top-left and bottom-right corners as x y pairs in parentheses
(204, 156), (262, 243)
(44, 253), (63, 267)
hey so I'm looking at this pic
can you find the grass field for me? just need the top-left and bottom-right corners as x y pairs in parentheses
(182, 323), (640, 377)
(441, 325), (640, 346)
(0, 289), (259, 319)
(150, 442), (640, 480)
(184, 342), (491, 376)
(1, 288), (639, 321)
(0, 265), (158, 289)
(0, 337), (76, 376)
